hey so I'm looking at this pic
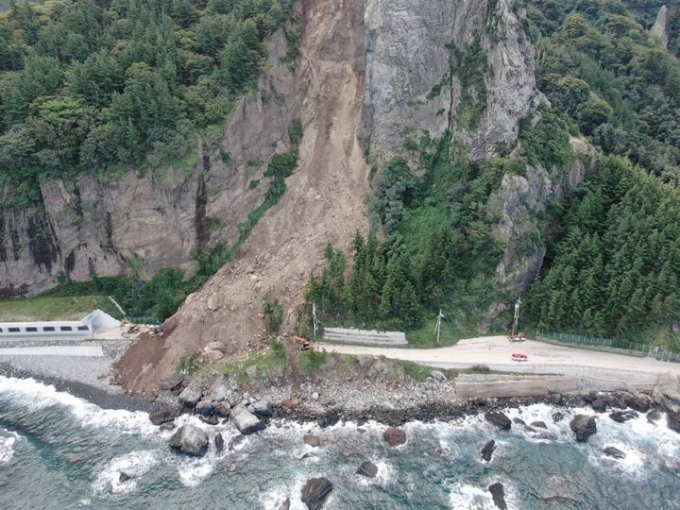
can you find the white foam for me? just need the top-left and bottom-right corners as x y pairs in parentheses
(0, 432), (18, 464)
(176, 457), (215, 487)
(448, 483), (497, 510)
(0, 376), (159, 436)
(92, 450), (158, 496)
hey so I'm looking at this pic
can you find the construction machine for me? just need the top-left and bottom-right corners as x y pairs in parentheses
(291, 335), (314, 351)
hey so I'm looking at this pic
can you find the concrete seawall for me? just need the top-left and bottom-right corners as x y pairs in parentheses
(453, 368), (662, 399)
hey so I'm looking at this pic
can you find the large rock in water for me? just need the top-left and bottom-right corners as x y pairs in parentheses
(667, 410), (680, 433)
(383, 427), (407, 447)
(481, 440), (496, 462)
(570, 415), (597, 442)
(609, 410), (638, 423)
(149, 405), (178, 426)
(485, 412), (511, 431)
(488, 482), (507, 510)
(301, 477), (333, 510)
(603, 446), (626, 459)
(230, 405), (265, 435)
(169, 425), (209, 457)
(356, 461), (378, 478)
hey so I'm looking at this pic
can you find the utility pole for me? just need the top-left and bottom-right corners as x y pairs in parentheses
(312, 302), (318, 339)
(434, 309), (444, 345)
(511, 299), (521, 338)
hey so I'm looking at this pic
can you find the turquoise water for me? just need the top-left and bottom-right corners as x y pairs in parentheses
(1, 376), (679, 510)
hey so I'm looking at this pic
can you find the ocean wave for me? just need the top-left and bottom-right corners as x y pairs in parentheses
(0, 376), (158, 436)
(92, 450), (158, 496)
(448, 482), (500, 510)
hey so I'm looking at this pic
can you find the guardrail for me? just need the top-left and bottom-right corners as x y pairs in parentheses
(323, 327), (408, 346)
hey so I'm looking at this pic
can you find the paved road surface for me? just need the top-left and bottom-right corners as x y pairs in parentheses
(316, 336), (680, 377)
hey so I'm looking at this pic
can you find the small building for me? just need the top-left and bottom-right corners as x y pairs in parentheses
(0, 310), (120, 342)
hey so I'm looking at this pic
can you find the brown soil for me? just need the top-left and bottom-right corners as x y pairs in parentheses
(115, 0), (370, 396)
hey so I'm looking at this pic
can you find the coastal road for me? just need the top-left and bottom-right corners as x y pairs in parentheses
(315, 336), (680, 381)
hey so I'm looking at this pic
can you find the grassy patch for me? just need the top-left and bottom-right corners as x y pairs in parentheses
(400, 360), (432, 381)
(406, 318), (471, 348)
(0, 295), (120, 321)
(218, 341), (287, 381)
(178, 354), (202, 377)
(298, 349), (328, 374)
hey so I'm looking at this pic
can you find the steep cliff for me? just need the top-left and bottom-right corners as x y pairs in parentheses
(114, 0), (554, 395)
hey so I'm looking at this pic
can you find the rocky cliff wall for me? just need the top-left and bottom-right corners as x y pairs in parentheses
(0, 29), (297, 296)
(114, 0), (557, 396)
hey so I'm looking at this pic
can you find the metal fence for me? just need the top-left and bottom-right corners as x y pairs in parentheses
(126, 316), (161, 325)
(538, 331), (680, 363)
(538, 331), (650, 352)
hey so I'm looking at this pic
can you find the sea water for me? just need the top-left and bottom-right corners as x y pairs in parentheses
(0, 375), (679, 510)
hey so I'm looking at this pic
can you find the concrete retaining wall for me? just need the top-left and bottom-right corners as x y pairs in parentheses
(453, 368), (663, 399)
(323, 328), (407, 346)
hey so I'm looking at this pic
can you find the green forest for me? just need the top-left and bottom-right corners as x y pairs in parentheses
(0, 0), (297, 206)
(305, 0), (680, 345)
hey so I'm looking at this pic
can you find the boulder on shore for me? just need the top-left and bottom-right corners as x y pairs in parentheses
(609, 410), (638, 423)
(488, 482), (507, 510)
(301, 477), (333, 510)
(159, 373), (184, 391)
(481, 439), (496, 462)
(304, 434), (321, 447)
(149, 405), (177, 426)
(485, 412), (511, 431)
(570, 415), (597, 442)
(383, 427), (407, 447)
(169, 425), (209, 457)
(178, 382), (204, 408)
(356, 460), (378, 478)
(231, 405), (265, 435)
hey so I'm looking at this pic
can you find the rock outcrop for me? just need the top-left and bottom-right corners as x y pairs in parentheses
(481, 439), (496, 462)
(356, 461), (378, 478)
(488, 482), (507, 510)
(603, 446), (626, 460)
(383, 427), (407, 447)
(168, 425), (209, 457)
(301, 477), (333, 510)
(304, 434), (321, 448)
(651, 5), (669, 49)
(570, 415), (597, 443)
(485, 411), (512, 430)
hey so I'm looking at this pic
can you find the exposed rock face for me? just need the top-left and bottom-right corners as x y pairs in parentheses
(651, 5), (669, 49)
(169, 425), (209, 457)
(301, 477), (333, 510)
(488, 482), (507, 510)
(178, 382), (204, 408)
(570, 415), (597, 443)
(159, 374), (184, 392)
(667, 410), (680, 434)
(485, 411), (512, 430)
(95, 0), (566, 395)
(481, 439), (496, 462)
(383, 427), (407, 447)
(356, 461), (378, 478)
(230, 405), (265, 435)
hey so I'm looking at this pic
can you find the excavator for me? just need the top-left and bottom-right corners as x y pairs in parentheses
(291, 335), (314, 351)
